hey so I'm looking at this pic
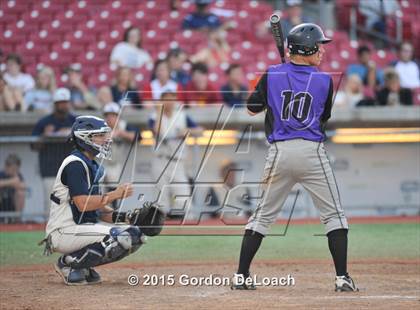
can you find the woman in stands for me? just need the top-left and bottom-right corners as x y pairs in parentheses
(110, 26), (152, 69)
(23, 66), (56, 112)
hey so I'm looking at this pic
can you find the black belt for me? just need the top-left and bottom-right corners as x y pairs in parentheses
(50, 193), (60, 204)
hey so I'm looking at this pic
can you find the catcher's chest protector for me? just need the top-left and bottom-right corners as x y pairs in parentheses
(45, 154), (103, 235)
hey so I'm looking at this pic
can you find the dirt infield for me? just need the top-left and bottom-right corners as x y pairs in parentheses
(1, 260), (418, 310)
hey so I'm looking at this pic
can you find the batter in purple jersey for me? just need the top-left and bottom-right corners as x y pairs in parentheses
(231, 23), (358, 293)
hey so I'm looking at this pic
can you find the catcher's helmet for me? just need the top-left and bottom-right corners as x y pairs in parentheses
(70, 116), (112, 159)
(287, 23), (331, 56)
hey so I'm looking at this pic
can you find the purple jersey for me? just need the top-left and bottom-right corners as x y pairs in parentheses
(247, 62), (333, 143)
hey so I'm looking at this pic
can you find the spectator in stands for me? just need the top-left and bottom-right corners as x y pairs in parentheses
(255, 20), (274, 45)
(3, 53), (34, 110)
(281, 0), (311, 35)
(32, 88), (76, 213)
(376, 68), (412, 106)
(0, 73), (17, 111)
(0, 154), (25, 221)
(23, 66), (56, 112)
(167, 48), (191, 87)
(109, 66), (142, 107)
(97, 84), (114, 108)
(346, 46), (383, 90)
(148, 91), (202, 216)
(170, 0), (181, 11)
(190, 29), (231, 68)
(110, 26), (152, 69)
(102, 102), (141, 184)
(143, 60), (179, 103)
(201, 160), (255, 218)
(393, 42), (420, 90)
(335, 74), (365, 108)
(358, 0), (399, 38)
(64, 63), (101, 110)
(220, 64), (248, 107)
(182, 0), (221, 31)
(184, 62), (221, 105)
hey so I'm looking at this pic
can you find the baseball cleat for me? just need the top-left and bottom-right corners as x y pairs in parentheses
(230, 273), (257, 290)
(54, 256), (88, 286)
(85, 268), (102, 284)
(335, 274), (359, 292)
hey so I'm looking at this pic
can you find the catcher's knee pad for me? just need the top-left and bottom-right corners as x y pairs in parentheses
(104, 226), (145, 259)
(64, 227), (145, 269)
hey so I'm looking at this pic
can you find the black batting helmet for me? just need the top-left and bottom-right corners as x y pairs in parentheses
(286, 23), (331, 56)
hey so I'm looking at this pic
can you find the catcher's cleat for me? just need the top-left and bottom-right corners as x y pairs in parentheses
(85, 268), (102, 284)
(335, 274), (359, 292)
(230, 273), (257, 290)
(54, 256), (88, 286)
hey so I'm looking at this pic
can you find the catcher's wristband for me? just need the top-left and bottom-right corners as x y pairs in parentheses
(112, 211), (127, 223)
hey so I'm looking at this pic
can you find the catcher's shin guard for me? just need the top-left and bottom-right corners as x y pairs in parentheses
(64, 226), (146, 269)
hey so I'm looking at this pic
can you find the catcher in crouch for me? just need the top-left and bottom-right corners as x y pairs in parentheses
(41, 115), (165, 285)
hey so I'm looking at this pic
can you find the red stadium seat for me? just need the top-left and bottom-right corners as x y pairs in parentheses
(31, 29), (62, 45)
(371, 50), (397, 68)
(34, 1), (67, 15)
(87, 40), (113, 56)
(65, 30), (97, 44)
(42, 19), (74, 35)
(17, 41), (49, 57)
(54, 10), (89, 25)
(52, 41), (86, 57)
(99, 27), (125, 45)
(149, 19), (178, 37)
(21, 9), (53, 26)
(79, 50), (108, 67)
(39, 52), (74, 68)
(137, 0), (169, 16)
(164, 10), (184, 24)
(67, 1), (98, 16)
(211, 0), (241, 11)
(0, 10), (19, 25)
(125, 9), (159, 28)
(0, 28), (27, 44)
(0, 1), (30, 14)
(142, 29), (170, 46)
(80, 19), (110, 35)
(133, 67), (152, 84)
(5, 19), (40, 38)
(233, 41), (265, 58)
(96, 9), (127, 24)
(103, 0), (137, 15)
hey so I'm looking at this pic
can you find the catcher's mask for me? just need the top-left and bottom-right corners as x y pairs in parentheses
(70, 115), (113, 160)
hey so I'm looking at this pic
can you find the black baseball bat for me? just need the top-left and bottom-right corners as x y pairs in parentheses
(270, 13), (286, 64)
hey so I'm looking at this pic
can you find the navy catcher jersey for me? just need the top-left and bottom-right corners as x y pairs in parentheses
(61, 150), (104, 224)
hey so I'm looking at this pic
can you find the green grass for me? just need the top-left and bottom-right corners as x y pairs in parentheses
(0, 223), (419, 266)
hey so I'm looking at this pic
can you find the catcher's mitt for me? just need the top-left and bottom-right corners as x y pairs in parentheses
(127, 201), (165, 236)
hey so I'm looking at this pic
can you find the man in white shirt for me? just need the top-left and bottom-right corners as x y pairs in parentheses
(394, 42), (420, 89)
